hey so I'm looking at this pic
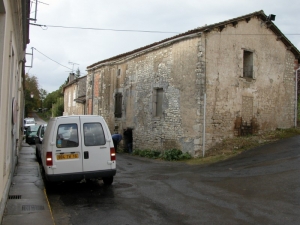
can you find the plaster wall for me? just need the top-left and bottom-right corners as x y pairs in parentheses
(0, 0), (26, 215)
(64, 83), (85, 115)
(204, 18), (296, 148)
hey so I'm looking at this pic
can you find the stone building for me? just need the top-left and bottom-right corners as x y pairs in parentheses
(63, 73), (87, 115)
(85, 10), (300, 156)
(0, 0), (30, 220)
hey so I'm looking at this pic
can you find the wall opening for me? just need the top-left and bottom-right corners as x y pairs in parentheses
(243, 50), (253, 78)
(153, 88), (163, 117)
(114, 93), (122, 118)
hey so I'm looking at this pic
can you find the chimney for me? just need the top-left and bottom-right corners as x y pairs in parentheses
(69, 73), (75, 83)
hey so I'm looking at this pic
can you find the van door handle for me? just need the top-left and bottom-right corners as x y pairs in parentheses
(84, 151), (89, 159)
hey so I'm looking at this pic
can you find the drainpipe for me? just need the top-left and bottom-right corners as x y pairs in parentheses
(202, 33), (207, 157)
(91, 70), (95, 115)
(295, 67), (300, 127)
(202, 93), (206, 157)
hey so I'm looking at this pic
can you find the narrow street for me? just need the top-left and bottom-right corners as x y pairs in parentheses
(44, 135), (300, 225)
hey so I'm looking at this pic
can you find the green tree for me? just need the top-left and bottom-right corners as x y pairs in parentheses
(75, 67), (81, 78)
(52, 97), (64, 117)
(24, 74), (40, 115)
(39, 88), (48, 109)
(43, 86), (63, 109)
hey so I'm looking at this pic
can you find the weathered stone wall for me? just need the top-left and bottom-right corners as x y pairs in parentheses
(129, 38), (200, 154)
(63, 78), (86, 115)
(77, 77), (86, 98)
(63, 83), (76, 115)
(204, 17), (296, 150)
(87, 37), (202, 155)
(86, 16), (297, 156)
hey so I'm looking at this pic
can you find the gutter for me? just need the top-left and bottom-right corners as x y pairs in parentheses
(91, 70), (95, 114)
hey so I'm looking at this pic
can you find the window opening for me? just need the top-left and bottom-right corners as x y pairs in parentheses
(153, 88), (163, 117)
(114, 93), (122, 118)
(243, 50), (253, 78)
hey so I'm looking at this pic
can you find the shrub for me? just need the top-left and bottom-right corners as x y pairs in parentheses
(133, 149), (160, 158)
(132, 148), (192, 161)
(160, 149), (183, 161)
(179, 152), (192, 160)
(132, 149), (141, 155)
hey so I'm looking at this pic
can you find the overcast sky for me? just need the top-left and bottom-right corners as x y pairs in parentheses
(26, 0), (300, 93)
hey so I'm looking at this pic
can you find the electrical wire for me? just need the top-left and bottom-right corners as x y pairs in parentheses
(32, 47), (73, 70)
(30, 0), (49, 5)
(29, 23), (300, 36)
(29, 23), (180, 34)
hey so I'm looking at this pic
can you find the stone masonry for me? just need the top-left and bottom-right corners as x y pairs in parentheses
(84, 11), (299, 156)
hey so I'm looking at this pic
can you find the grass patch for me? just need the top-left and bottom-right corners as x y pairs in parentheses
(186, 127), (300, 165)
(131, 128), (300, 164)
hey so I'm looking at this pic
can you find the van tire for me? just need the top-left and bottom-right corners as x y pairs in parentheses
(103, 177), (113, 185)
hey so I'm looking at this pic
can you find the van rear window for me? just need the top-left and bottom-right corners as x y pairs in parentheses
(83, 123), (106, 146)
(56, 124), (79, 148)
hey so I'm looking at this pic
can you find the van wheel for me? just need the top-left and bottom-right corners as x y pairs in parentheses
(102, 177), (113, 185)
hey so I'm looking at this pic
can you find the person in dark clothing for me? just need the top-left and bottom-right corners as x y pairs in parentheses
(123, 128), (133, 153)
(112, 133), (122, 153)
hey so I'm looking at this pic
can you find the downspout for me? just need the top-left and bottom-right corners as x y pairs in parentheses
(91, 69), (95, 115)
(295, 67), (300, 127)
(202, 33), (207, 157)
(202, 93), (206, 157)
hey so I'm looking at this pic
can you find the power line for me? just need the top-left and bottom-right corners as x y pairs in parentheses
(30, 23), (181, 34)
(32, 47), (73, 70)
(30, 0), (49, 5)
(29, 23), (300, 36)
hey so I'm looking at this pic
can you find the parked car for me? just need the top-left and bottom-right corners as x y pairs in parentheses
(24, 118), (36, 130)
(41, 115), (116, 185)
(25, 125), (39, 144)
(35, 123), (47, 161)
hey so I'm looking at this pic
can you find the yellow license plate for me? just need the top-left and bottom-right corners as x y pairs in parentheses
(57, 153), (79, 160)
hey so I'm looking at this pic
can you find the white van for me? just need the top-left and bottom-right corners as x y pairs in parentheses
(41, 115), (116, 185)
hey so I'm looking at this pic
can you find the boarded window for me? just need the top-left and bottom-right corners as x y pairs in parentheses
(114, 93), (122, 118)
(153, 88), (163, 117)
(243, 50), (253, 78)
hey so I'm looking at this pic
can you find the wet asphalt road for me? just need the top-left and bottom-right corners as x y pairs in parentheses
(44, 135), (300, 225)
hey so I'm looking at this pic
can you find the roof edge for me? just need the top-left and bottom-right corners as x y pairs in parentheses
(87, 10), (300, 69)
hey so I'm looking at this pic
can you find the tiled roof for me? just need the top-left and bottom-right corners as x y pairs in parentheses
(87, 10), (300, 69)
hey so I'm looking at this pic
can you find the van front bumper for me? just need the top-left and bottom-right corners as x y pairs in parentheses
(45, 169), (116, 182)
